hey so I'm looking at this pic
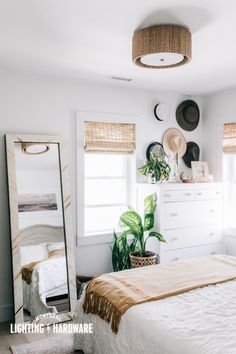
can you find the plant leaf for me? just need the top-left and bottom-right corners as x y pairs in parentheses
(120, 211), (142, 237)
(148, 231), (166, 243)
(144, 193), (156, 215)
(111, 231), (131, 271)
(143, 213), (154, 231)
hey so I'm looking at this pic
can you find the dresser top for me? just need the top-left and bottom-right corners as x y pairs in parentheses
(137, 182), (223, 191)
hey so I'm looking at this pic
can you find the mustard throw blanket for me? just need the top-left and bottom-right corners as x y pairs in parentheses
(83, 255), (236, 333)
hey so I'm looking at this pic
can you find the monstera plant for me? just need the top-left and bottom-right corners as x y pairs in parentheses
(112, 193), (166, 271)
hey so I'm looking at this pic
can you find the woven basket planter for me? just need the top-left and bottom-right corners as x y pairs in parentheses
(130, 251), (158, 269)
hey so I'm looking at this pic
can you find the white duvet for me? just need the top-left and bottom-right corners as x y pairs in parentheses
(74, 279), (236, 354)
(23, 256), (68, 316)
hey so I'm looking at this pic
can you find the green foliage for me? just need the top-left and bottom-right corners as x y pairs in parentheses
(138, 152), (171, 182)
(120, 211), (143, 237)
(111, 193), (166, 271)
(144, 231), (166, 251)
(144, 193), (157, 214)
(111, 231), (136, 272)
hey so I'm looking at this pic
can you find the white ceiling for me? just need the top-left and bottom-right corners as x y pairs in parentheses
(0, 0), (236, 95)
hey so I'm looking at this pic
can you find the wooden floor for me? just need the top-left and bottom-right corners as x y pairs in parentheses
(0, 321), (83, 354)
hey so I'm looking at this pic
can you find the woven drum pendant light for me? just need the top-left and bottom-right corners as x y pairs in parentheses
(132, 25), (191, 69)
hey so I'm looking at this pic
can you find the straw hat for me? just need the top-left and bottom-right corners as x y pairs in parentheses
(163, 128), (187, 158)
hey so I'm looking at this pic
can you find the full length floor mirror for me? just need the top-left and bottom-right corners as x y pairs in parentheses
(5, 134), (77, 324)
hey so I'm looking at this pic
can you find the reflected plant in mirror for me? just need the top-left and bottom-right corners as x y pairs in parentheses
(5, 135), (76, 325)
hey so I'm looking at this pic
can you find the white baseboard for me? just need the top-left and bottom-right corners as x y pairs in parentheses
(0, 304), (13, 323)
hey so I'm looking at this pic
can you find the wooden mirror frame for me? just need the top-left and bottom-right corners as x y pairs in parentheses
(5, 134), (77, 324)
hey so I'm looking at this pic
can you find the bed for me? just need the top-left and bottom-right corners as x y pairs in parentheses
(73, 255), (236, 354)
(20, 224), (69, 317)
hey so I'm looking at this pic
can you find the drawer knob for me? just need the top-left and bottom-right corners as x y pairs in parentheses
(172, 257), (179, 262)
(170, 213), (178, 217)
(164, 194), (171, 197)
(209, 232), (215, 237)
(211, 251), (216, 255)
(185, 193), (192, 196)
(209, 210), (215, 213)
(197, 192), (202, 196)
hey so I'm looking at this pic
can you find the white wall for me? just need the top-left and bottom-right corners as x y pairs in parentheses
(202, 88), (236, 257)
(0, 69), (202, 321)
(202, 88), (236, 181)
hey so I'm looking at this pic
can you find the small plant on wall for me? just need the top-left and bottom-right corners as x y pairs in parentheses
(138, 152), (171, 182)
(111, 193), (166, 271)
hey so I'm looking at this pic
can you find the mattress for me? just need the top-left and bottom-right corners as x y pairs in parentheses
(74, 279), (236, 354)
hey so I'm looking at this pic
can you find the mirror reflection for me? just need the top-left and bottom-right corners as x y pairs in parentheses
(14, 142), (69, 321)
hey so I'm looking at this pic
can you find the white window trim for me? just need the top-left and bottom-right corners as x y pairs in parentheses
(76, 111), (138, 246)
(223, 153), (236, 229)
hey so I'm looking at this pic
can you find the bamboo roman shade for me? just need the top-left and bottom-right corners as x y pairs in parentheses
(223, 123), (236, 152)
(84, 121), (136, 153)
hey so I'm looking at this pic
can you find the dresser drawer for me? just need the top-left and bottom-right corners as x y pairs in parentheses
(194, 189), (222, 200)
(162, 188), (222, 203)
(162, 200), (222, 229)
(160, 243), (224, 264)
(161, 227), (223, 251)
(162, 190), (194, 202)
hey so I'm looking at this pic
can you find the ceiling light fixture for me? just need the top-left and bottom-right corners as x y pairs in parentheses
(21, 143), (49, 155)
(132, 25), (191, 69)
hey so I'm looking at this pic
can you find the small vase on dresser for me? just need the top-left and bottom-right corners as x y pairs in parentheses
(137, 183), (224, 264)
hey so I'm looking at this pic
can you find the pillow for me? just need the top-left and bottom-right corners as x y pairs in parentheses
(47, 242), (65, 253)
(20, 244), (48, 266)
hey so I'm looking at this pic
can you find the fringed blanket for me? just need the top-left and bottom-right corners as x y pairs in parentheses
(83, 255), (236, 333)
(21, 261), (41, 284)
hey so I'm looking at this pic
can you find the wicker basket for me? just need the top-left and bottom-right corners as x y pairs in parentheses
(130, 251), (158, 268)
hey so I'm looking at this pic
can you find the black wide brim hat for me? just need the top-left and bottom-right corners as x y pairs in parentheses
(176, 100), (200, 131)
(182, 142), (200, 168)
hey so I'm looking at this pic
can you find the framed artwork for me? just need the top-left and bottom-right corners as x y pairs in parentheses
(191, 161), (209, 181)
(18, 192), (58, 212)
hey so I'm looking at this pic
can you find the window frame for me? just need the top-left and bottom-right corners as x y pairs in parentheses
(223, 153), (236, 229)
(84, 152), (132, 236)
(76, 111), (137, 246)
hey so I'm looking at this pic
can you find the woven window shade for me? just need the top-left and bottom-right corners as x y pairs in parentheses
(84, 121), (136, 153)
(223, 123), (236, 152)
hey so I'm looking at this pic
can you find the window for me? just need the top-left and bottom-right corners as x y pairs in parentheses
(83, 121), (136, 237)
(223, 154), (236, 227)
(84, 153), (133, 235)
(223, 123), (236, 228)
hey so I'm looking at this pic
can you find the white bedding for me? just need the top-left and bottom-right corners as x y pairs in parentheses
(23, 256), (68, 316)
(74, 279), (236, 354)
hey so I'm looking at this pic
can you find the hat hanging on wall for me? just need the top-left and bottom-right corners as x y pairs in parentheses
(182, 141), (200, 168)
(154, 103), (169, 121)
(163, 128), (187, 158)
(176, 99), (200, 131)
(146, 142), (165, 160)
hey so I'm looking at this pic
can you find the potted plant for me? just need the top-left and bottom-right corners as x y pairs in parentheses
(112, 193), (166, 270)
(138, 152), (171, 183)
(111, 231), (135, 271)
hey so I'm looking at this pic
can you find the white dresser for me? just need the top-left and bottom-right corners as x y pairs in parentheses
(137, 183), (224, 264)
